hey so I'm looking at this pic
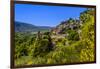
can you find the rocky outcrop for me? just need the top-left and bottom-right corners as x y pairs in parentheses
(51, 18), (82, 35)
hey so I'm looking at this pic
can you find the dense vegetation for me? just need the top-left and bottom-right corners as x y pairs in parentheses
(14, 9), (95, 66)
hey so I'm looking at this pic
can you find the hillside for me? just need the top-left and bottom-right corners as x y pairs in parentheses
(15, 21), (52, 32)
(15, 9), (95, 66)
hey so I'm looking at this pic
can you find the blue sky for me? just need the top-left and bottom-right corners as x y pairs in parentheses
(15, 4), (87, 27)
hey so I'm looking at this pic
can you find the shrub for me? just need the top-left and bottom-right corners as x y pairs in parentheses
(67, 30), (79, 41)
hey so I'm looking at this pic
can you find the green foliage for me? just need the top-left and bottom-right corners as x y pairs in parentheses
(15, 9), (95, 66)
(67, 30), (79, 41)
(32, 38), (50, 57)
(79, 15), (95, 62)
(67, 18), (75, 23)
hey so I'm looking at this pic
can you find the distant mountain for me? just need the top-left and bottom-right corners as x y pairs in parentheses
(15, 21), (52, 32)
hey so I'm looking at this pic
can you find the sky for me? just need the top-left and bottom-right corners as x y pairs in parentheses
(15, 4), (87, 27)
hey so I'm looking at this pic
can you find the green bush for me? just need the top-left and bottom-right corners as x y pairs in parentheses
(67, 30), (79, 41)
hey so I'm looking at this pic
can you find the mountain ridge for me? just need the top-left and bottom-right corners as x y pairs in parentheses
(15, 21), (52, 32)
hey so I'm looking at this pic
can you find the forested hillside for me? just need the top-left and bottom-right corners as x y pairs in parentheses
(15, 21), (52, 32)
(14, 8), (95, 66)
